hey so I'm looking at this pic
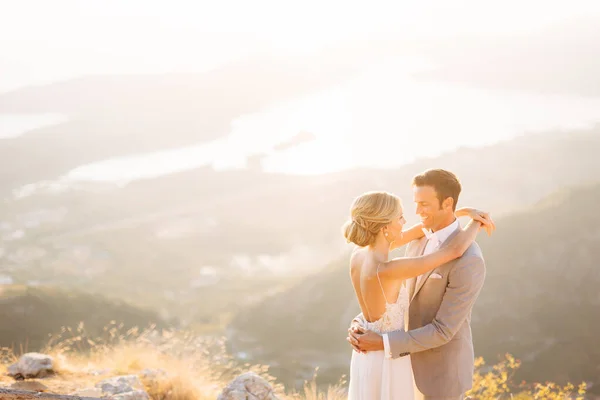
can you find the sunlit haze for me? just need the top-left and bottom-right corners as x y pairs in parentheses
(2, 2), (600, 395)
(2, 0), (600, 181)
(2, 0), (600, 90)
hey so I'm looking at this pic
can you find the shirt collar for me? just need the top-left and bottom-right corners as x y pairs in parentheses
(423, 218), (460, 244)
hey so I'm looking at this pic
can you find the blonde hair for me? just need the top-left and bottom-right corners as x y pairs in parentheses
(342, 191), (402, 247)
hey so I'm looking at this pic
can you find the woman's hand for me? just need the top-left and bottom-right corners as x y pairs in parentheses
(456, 207), (496, 236)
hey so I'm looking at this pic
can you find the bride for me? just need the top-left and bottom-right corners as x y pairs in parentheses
(342, 191), (492, 399)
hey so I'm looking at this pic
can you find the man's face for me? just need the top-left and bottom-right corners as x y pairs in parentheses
(413, 185), (452, 231)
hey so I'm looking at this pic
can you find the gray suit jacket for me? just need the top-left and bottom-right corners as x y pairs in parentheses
(389, 230), (486, 397)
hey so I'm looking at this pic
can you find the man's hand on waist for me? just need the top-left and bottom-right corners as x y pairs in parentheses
(347, 328), (384, 352)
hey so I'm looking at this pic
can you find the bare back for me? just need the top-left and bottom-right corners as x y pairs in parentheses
(350, 248), (403, 323)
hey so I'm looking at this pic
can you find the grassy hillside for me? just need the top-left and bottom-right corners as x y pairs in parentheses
(474, 183), (600, 387)
(0, 285), (170, 352)
(229, 183), (600, 392)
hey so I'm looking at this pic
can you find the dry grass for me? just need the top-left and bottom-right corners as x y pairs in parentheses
(287, 371), (347, 400)
(35, 322), (257, 399)
(0, 322), (342, 399)
(467, 354), (587, 400)
(0, 324), (588, 400)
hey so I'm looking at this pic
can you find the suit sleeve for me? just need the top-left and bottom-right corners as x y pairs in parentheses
(387, 255), (485, 358)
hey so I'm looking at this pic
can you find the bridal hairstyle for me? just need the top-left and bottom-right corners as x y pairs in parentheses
(343, 191), (402, 247)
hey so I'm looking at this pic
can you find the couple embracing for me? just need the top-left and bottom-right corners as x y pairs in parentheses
(343, 169), (496, 400)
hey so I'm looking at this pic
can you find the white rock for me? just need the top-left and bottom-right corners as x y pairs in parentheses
(70, 387), (103, 397)
(218, 372), (280, 400)
(96, 375), (144, 395)
(107, 389), (150, 400)
(7, 352), (54, 379)
(139, 368), (167, 380)
(10, 381), (48, 391)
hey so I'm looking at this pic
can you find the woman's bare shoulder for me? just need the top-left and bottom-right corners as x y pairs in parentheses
(349, 248), (363, 273)
(350, 248), (374, 275)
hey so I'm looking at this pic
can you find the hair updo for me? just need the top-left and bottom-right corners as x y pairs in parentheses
(342, 191), (402, 247)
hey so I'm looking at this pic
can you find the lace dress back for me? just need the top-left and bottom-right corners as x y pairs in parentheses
(364, 270), (409, 334)
(348, 268), (415, 399)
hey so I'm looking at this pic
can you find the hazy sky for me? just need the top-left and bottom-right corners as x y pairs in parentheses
(2, 0), (600, 181)
(2, 0), (600, 92)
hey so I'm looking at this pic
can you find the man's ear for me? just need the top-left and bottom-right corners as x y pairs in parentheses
(442, 197), (454, 211)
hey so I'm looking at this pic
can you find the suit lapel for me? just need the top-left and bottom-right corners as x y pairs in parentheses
(409, 237), (428, 301)
(412, 267), (434, 302)
(411, 228), (461, 301)
(408, 277), (417, 301)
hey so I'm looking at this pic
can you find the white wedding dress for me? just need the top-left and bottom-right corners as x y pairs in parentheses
(348, 280), (415, 400)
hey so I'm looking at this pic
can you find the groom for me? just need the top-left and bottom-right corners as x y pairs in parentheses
(348, 169), (486, 400)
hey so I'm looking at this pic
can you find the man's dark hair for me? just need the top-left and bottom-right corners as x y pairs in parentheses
(412, 169), (462, 211)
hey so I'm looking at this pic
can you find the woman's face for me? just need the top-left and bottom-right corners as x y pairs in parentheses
(385, 208), (406, 242)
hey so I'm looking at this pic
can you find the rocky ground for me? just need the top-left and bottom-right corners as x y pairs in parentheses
(0, 352), (287, 400)
(0, 353), (107, 398)
(0, 387), (98, 400)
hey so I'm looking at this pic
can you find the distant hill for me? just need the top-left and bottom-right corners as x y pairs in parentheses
(1, 126), (598, 329)
(0, 285), (171, 351)
(229, 183), (600, 392)
(0, 51), (369, 194)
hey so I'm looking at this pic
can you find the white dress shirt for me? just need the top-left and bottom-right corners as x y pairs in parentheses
(382, 218), (460, 358)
